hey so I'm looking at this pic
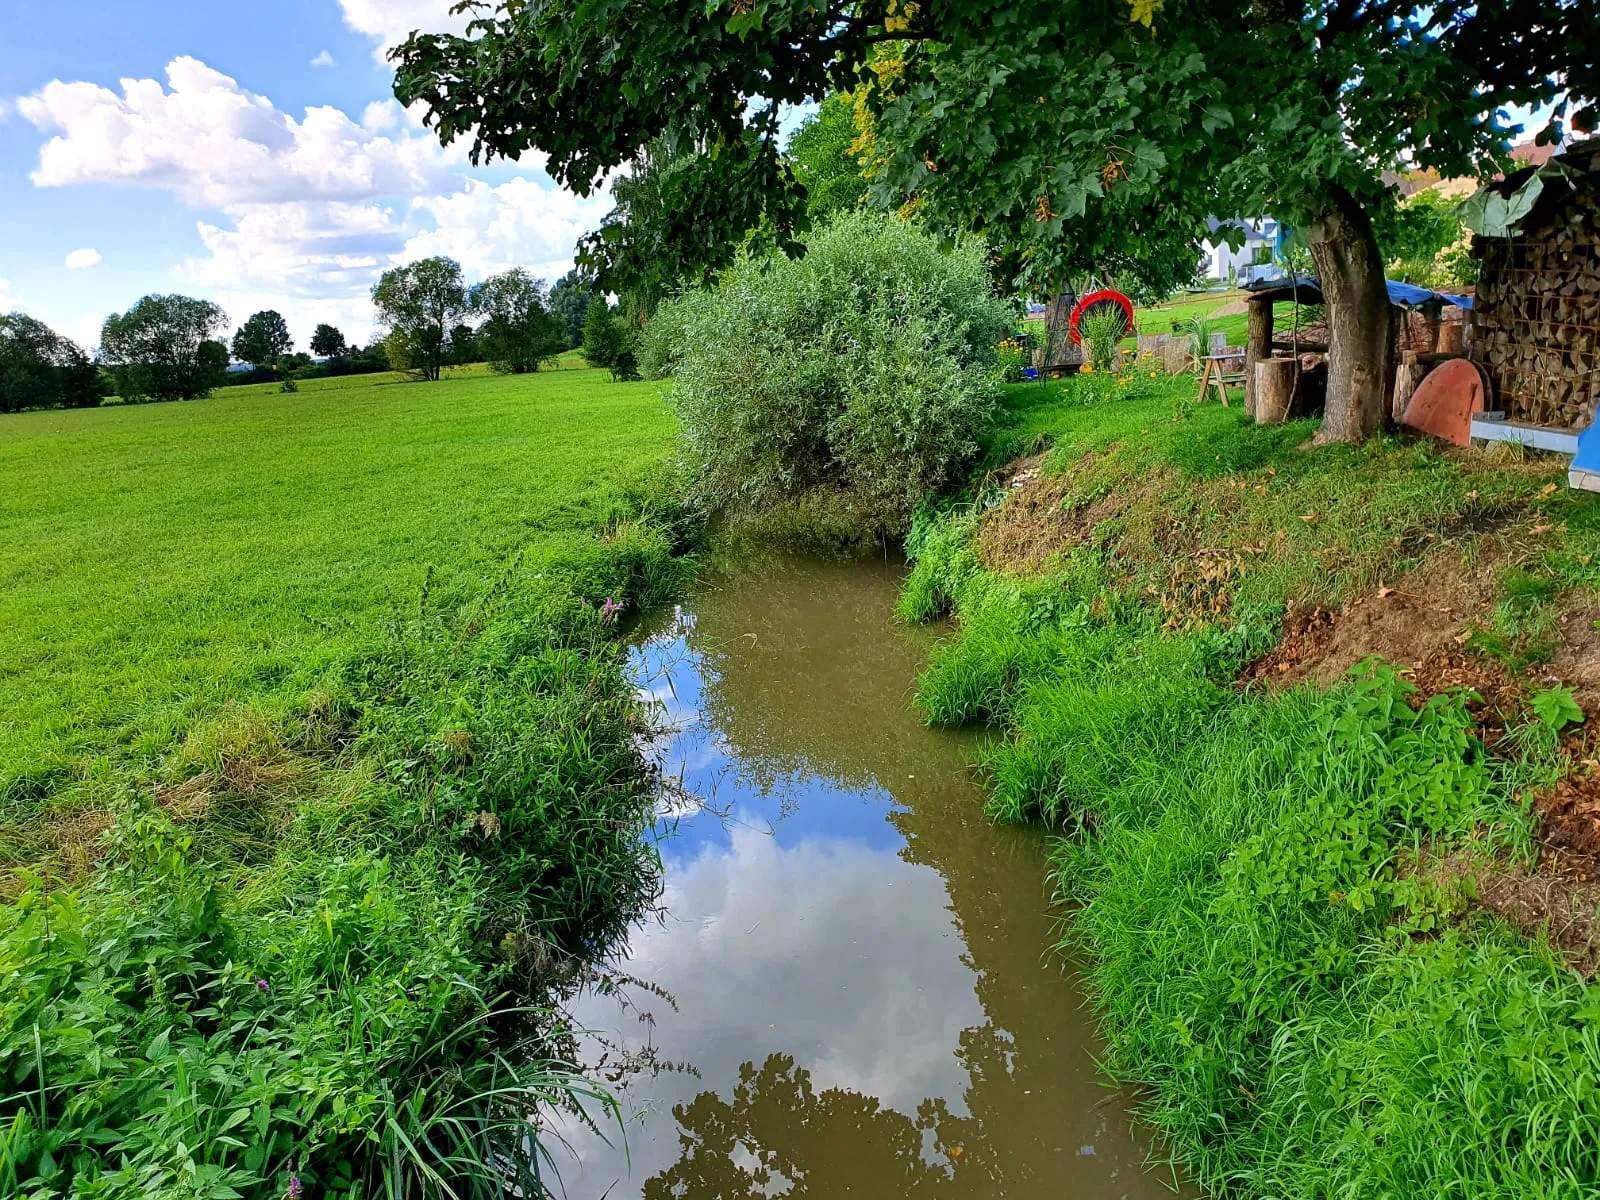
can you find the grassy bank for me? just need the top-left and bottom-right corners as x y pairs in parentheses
(1, 367), (687, 1196)
(904, 375), (1600, 1195)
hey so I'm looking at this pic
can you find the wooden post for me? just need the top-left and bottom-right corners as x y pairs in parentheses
(1256, 357), (1296, 424)
(1245, 299), (1273, 419)
(1392, 351), (1426, 425)
(1418, 300), (1444, 353)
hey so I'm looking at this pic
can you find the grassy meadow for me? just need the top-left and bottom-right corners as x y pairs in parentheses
(2, 361), (670, 810)
(1, 364), (687, 1197)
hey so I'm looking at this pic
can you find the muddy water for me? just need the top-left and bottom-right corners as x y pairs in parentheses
(550, 556), (1184, 1199)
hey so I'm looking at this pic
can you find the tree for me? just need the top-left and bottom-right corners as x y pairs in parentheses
(371, 257), (468, 382)
(310, 323), (349, 359)
(577, 131), (797, 316)
(231, 310), (293, 374)
(788, 93), (866, 220)
(393, 0), (1598, 443)
(468, 268), (565, 373)
(548, 270), (594, 349)
(100, 294), (229, 403)
(582, 301), (637, 381)
(446, 322), (480, 366)
(0, 313), (105, 413)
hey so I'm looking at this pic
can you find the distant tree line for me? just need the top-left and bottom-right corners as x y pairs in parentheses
(1, 259), (600, 414)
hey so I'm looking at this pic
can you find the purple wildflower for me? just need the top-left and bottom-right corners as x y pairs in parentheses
(257, 978), (271, 993)
(286, 1173), (303, 1200)
(599, 597), (626, 625)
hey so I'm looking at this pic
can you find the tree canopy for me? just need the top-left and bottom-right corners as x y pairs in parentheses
(309, 323), (349, 359)
(0, 313), (104, 413)
(788, 93), (867, 221)
(231, 310), (293, 373)
(578, 130), (799, 315)
(394, 0), (1597, 441)
(371, 257), (468, 382)
(100, 294), (230, 403)
(468, 268), (565, 373)
(547, 270), (594, 349)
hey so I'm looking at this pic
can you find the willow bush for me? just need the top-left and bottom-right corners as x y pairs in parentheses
(655, 212), (1010, 537)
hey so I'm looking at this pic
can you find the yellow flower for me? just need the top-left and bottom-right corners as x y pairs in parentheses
(1149, 370), (1158, 377)
(1079, 364), (1093, 374)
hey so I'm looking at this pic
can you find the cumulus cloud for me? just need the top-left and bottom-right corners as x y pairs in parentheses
(18, 57), (454, 208)
(403, 177), (610, 279)
(13, 55), (606, 342)
(181, 201), (402, 294)
(64, 248), (102, 270)
(338, 0), (467, 59)
(310, 50), (336, 68)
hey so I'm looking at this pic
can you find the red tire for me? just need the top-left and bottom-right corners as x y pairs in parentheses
(1068, 289), (1135, 344)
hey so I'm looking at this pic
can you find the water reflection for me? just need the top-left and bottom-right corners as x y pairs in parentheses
(551, 557), (1182, 1199)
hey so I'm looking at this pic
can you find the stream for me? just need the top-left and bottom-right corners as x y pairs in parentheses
(549, 555), (1185, 1199)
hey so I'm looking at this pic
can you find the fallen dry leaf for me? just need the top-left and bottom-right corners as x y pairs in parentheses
(1300, 512), (1320, 523)
(1531, 524), (1554, 535)
(1378, 585), (1395, 598)
(1540, 483), (1559, 497)
(1465, 490), (1479, 500)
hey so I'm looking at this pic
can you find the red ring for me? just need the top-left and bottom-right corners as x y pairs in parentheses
(1068, 289), (1135, 344)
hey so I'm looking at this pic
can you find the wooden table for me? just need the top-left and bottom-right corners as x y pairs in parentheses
(1197, 353), (1246, 406)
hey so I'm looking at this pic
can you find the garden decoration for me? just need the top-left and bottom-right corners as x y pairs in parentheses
(1067, 289), (1135, 345)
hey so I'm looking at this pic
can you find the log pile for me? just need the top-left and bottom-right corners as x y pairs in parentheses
(1471, 152), (1600, 429)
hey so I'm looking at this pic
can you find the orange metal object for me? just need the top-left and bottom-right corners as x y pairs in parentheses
(1401, 359), (1486, 446)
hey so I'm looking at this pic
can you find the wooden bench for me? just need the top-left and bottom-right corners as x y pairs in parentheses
(1197, 352), (1246, 406)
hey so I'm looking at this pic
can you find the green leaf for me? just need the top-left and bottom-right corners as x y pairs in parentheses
(1530, 686), (1584, 732)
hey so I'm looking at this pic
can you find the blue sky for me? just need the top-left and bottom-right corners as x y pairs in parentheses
(0, 0), (609, 349)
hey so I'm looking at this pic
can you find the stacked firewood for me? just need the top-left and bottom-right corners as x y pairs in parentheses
(1471, 153), (1600, 429)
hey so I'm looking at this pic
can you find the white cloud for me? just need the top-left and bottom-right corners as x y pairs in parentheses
(310, 50), (336, 68)
(403, 177), (609, 280)
(14, 55), (606, 345)
(18, 57), (455, 208)
(64, 248), (102, 270)
(338, 0), (467, 60)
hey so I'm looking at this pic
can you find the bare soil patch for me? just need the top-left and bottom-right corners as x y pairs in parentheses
(977, 470), (1132, 576)
(1420, 848), (1600, 977)
(1240, 551), (1503, 688)
(1477, 861), (1600, 976)
(1550, 603), (1600, 714)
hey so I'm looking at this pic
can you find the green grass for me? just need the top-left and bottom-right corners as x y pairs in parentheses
(904, 374), (1600, 1197)
(0, 365), (685, 1197)
(1, 363), (668, 807)
(1024, 291), (1320, 356)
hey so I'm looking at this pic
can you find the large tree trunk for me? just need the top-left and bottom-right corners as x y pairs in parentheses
(1307, 187), (1392, 442)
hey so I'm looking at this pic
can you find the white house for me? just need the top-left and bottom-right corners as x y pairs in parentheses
(1201, 216), (1280, 285)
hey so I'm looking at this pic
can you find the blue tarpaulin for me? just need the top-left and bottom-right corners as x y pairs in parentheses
(1245, 272), (1472, 310)
(1385, 278), (1474, 310)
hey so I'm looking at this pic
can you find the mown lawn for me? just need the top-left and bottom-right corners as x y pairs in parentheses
(1, 364), (672, 808)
